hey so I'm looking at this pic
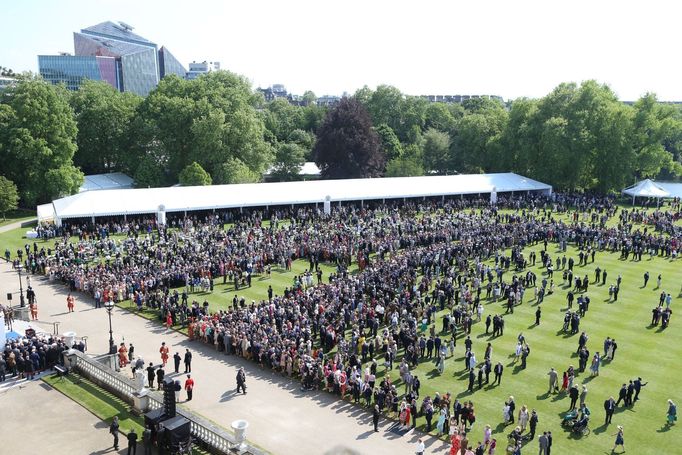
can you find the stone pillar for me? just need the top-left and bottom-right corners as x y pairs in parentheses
(132, 388), (150, 415)
(323, 196), (331, 215)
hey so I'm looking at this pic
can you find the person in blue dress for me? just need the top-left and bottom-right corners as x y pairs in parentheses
(612, 425), (624, 452)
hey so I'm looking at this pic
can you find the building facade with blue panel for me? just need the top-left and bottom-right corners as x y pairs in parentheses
(38, 55), (121, 91)
(39, 21), (185, 96)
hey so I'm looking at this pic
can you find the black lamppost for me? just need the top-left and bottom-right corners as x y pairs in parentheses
(17, 263), (25, 307)
(104, 301), (116, 354)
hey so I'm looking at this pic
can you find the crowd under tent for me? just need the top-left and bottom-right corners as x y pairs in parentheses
(37, 172), (552, 225)
(622, 179), (682, 205)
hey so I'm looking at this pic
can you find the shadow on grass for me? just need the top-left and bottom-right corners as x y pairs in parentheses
(593, 423), (609, 435)
(657, 423), (674, 433)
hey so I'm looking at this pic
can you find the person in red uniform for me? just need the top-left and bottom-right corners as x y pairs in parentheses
(67, 293), (75, 312)
(160, 342), (169, 367)
(118, 343), (129, 367)
(184, 374), (194, 401)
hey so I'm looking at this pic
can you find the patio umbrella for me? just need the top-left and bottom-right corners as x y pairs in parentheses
(5, 330), (21, 340)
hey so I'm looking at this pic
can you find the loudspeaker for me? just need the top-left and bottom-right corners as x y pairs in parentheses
(160, 415), (191, 451)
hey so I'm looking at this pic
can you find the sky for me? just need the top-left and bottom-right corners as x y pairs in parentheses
(2, 0), (681, 101)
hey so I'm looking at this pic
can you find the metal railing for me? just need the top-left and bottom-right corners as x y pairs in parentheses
(65, 350), (265, 454)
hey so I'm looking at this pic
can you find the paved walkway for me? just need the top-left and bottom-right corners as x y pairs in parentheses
(0, 262), (447, 455)
(0, 377), (129, 454)
(0, 217), (35, 234)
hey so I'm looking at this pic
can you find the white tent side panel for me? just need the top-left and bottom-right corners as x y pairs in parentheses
(45, 173), (552, 221)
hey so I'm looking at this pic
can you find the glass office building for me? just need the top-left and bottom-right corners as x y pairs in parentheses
(39, 21), (185, 96)
(38, 55), (121, 91)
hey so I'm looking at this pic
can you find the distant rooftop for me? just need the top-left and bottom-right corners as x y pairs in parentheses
(81, 21), (156, 47)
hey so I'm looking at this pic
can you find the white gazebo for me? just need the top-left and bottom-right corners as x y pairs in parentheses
(622, 179), (671, 206)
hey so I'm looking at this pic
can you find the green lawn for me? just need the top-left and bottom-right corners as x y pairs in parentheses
(119, 241), (681, 454)
(380, 243), (681, 455)
(43, 372), (145, 436)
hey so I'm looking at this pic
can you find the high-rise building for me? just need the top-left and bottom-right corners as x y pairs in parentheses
(39, 21), (186, 96)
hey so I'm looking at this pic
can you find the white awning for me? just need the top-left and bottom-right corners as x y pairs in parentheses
(43, 172), (552, 220)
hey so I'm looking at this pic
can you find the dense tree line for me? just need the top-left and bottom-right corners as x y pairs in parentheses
(1, 73), (681, 207)
(343, 82), (682, 191)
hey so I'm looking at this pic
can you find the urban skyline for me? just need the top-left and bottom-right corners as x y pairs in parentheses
(3, 1), (682, 101)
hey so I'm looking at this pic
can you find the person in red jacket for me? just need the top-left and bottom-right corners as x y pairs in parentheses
(184, 374), (194, 401)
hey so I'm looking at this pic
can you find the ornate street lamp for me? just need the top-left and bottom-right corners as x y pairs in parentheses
(104, 301), (116, 354)
(16, 263), (25, 307)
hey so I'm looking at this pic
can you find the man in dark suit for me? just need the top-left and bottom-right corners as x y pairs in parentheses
(569, 385), (579, 410)
(616, 384), (627, 406)
(127, 428), (138, 455)
(538, 432), (548, 455)
(467, 368), (475, 392)
(372, 404), (380, 432)
(493, 362), (503, 385)
(625, 380), (635, 406)
(146, 363), (155, 389)
(184, 349), (192, 373)
(604, 396), (616, 424)
(633, 377), (647, 402)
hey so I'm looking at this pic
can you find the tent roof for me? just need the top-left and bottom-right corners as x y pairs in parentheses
(652, 182), (682, 199)
(623, 179), (671, 198)
(44, 173), (551, 221)
(79, 172), (135, 193)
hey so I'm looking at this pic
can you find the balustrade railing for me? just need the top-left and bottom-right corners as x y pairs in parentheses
(65, 350), (265, 454)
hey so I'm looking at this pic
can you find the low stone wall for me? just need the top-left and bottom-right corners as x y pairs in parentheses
(63, 349), (265, 455)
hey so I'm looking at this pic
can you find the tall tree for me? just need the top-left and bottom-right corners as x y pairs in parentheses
(0, 176), (19, 219)
(213, 158), (261, 184)
(270, 143), (306, 181)
(0, 78), (82, 205)
(70, 80), (141, 174)
(422, 128), (452, 173)
(375, 124), (403, 160)
(179, 161), (212, 186)
(136, 72), (273, 185)
(313, 97), (385, 179)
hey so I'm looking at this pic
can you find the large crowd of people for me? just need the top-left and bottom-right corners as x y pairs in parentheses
(4, 193), (681, 453)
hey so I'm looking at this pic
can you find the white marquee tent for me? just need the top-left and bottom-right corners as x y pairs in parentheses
(622, 179), (682, 205)
(37, 173), (552, 224)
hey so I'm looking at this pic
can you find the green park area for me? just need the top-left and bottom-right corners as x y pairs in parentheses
(3, 204), (677, 454)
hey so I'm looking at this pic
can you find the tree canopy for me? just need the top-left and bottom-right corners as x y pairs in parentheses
(313, 97), (385, 179)
(0, 77), (83, 205)
(0, 176), (19, 219)
(70, 80), (141, 174)
(179, 161), (212, 186)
